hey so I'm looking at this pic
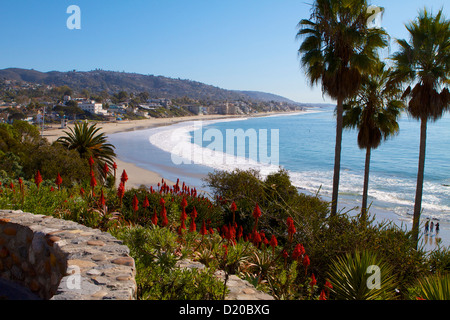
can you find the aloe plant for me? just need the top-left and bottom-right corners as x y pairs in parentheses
(326, 250), (398, 300)
(413, 274), (450, 300)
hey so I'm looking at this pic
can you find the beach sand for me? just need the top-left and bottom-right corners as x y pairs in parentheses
(43, 112), (294, 189)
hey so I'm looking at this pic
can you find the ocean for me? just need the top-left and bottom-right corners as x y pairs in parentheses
(109, 107), (450, 247)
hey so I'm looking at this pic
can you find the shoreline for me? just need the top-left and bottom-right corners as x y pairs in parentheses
(43, 111), (303, 189)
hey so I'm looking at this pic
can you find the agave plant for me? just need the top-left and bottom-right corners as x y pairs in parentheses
(326, 250), (398, 300)
(413, 274), (450, 300)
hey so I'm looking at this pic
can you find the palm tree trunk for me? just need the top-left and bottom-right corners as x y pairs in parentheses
(412, 117), (427, 246)
(331, 97), (344, 216)
(361, 147), (371, 219)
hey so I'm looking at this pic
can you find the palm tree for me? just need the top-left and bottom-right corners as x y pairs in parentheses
(297, 0), (388, 215)
(390, 8), (450, 245)
(343, 61), (405, 217)
(56, 122), (116, 178)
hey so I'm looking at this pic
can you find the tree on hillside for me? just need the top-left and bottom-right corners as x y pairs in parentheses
(297, 0), (388, 215)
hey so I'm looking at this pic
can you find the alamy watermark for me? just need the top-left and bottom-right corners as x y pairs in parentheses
(367, 5), (384, 29)
(66, 5), (81, 30)
(366, 265), (381, 290)
(170, 121), (279, 167)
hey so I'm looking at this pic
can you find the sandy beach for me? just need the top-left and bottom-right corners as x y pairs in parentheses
(43, 112), (296, 189)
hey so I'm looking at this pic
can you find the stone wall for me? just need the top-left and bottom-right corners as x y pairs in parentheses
(0, 210), (136, 300)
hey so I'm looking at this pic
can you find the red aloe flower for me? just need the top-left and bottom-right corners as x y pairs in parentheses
(80, 187), (85, 196)
(90, 174), (97, 195)
(102, 162), (109, 179)
(230, 201), (237, 224)
(117, 182), (125, 199)
(287, 217), (296, 243)
(319, 290), (327, 300)
(161, 205), (168, 227)
(120, 170), (128, 186)
(200, 220), (207, 236)
(252, 203), (261, 220)
(34, 170), (43, 189)
(88, 156), (94, 169)
(303, 254), (310, 268)
(50, 186), (54, 192)
(180, 207), (187, 223)
(292, 243), (305, 261)
(18, 177), (24, 195)
(189, 218), (196, 232)
(55, 173), (63, 190)
(99, 189), (106, 208)
(310, 274), (317, 288)
(191, 206), (198, 219)
(181, 196), (188, 208)
(132, 194), (139, 212)
(159, 197), (166, 206)
(151, 208), (158, 225)
(143, 195), (150, 209)
(269, 235), (278, 254)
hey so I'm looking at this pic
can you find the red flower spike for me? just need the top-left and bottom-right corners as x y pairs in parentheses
(120, 170), (128, 185)
(117, 182), (125, 200)
(88, 156), (94, 168)
(159, 197), (166, 206)
(303, 254), (310, 268)
(200, 220), (207, 236)
(143, 195), (150, 208)
(34, 170), (43, 189)
(310, 274), (317, 288)
(55, 173), (63, 190)
(90, 175), (97, 188)
(189, 219), (196, 232)
(102, 162), (109, 177)
(132, 194), (139, 212)
(252, 203), (261, 220)
(181, 197), (188, 208)
(151, 208), (158, 225)
(269, 235), (278, 253)
(99, 189), (106, 208)
(161, 205), (168, 227)
(319, 290), (327, 300)
(230, 201), (237, 212)
(191, 206), (198, 219)
(80, 187), (85, 196)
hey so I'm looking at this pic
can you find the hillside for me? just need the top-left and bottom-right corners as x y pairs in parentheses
(0, 68), (300, 104)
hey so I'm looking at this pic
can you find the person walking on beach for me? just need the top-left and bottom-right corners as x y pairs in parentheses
(430, 221), (434, 233)
(424, 220), (429, 234)
(435, 223), (440, 235)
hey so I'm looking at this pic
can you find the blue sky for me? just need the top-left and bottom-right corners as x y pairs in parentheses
(0, 1), (448, 103)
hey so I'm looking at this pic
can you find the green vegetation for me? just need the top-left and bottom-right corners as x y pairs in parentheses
(0, 148), (449, 299)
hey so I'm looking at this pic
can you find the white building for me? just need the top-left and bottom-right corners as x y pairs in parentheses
(77, 100), (107, 115)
